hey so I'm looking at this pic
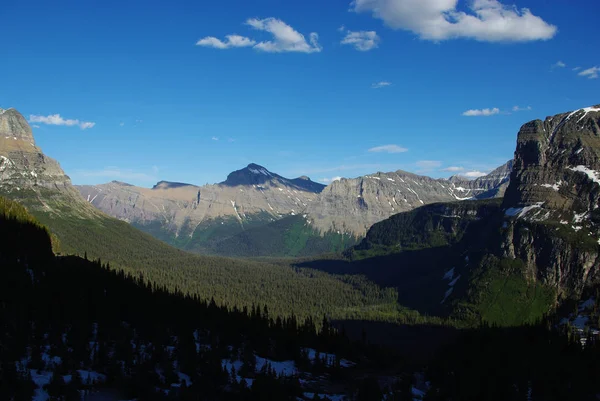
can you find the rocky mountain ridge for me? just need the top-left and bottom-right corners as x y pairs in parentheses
(76, 164), (324, 242)
(0, 108), (73, 193)
(346, 105), (600, 322)
(305, 161), (512, 236)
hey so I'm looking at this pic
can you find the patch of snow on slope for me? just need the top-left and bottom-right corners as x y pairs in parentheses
(256, 356), (296, 376)
(541, 181), (561, 191)
(441, 287), (453, 304)
(569, 165), (600, 186)
(576, 106), (600, 123)
(442, 268), (455, 281)
(505, 202), (544, 218)
(448, 275), (461, 287)
(574, 212), (589, 224)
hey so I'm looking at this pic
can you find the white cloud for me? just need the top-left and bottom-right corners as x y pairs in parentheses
(32, 124), (40, 129)
(416, 160), (442, 169)
(371, 81), (392, 89)
(442, 166), (464, 172)
(319, 176), (343, 183)
(368, 144), (408, 153)
(552, 61), (566, 68)
(246, 18), (322, 53)
(340, 29), (380, 51)
(212, 136), (219, 141)
(29, 114), (95, 130)
(351, 0), (557, 42)
(71, 167), (157, 183)
(462, 107), (500, 116)
(578, 66), (600, 79)
(572, 66), (581, 71)
(512, 105), (532, 112)
(196, 34), (256, 49)
(463, 170), (487, 178)
(119, 122), (125, 127)
(197, 18), (321, 53)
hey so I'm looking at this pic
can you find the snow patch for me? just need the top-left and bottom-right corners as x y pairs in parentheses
(505, 202), (544, 218)
(569, 165), (600, 186)
(442, 268), (455, 281)
(541, 181), (561, 191)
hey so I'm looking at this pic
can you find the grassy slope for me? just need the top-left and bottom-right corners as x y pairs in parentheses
(339, 199), (557, 326)
(4, 190), (400, 321)
(209, 215), (358, 258)
(133, 213), (357, 258)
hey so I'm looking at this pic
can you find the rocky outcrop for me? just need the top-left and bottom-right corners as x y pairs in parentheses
(305, 162), (511, 236)
(499, 105), (600, 297)
(0, 108), (73, 193)
(504, 106), (600, 221)
(346, 106), (600, 306)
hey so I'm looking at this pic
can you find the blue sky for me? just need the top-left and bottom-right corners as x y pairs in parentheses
(1, 0), (598, 186)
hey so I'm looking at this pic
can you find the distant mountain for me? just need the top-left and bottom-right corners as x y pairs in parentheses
(76, 158), (511, 257)
(76, 163), (325, 254)
(304, 161), (512, 237)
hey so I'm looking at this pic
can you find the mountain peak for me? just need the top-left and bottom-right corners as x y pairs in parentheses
(246, 163), (273, 176)
(152, 180), (195, 190)
(503, 105), (600, 216)
(0, 107), (35, 143)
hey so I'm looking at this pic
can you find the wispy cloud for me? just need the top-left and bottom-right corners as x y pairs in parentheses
(212, 136), (219, 141)
(319, 176), (343, 183)
(368, 144), (408, 153)
(462, 170), (487, 178)
(552, 61), (566, 68)
(371, 81), (392, 89)
(197, 18), (321, 53)
(442, 166), (465, 172)
(579, 66), (600, 79)
(29, 114), (95, 130)
(572, 66), (581, 71)
(71, 167), (158, 183)
(119, 122), (125, 127)
(462, 108), (500, 117)
(351, 0), (557, 42)
(196, 35), (256, 49)
(340, 28), (380, 51)
(512, 105), (532, 112)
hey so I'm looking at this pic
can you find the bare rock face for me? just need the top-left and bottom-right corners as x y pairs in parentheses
(0, 108), (72, 193)
(76, 164), (325, 237)
(503, 105), (600, 227)
(499, 106), (600, 297)
(306, 162), (511, 237)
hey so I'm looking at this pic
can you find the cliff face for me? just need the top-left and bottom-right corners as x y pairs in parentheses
(499, 105), (600, 297)
(306, 162), (510, 237)
(0, 108), (72, 193)
(348, 106), (600, 317)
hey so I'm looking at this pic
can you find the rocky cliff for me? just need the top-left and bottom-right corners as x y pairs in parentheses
(306, 161), (511, 236)
(76, 164), (325, 252)
(499, 105), (600, 297)
(0, 108), (72, 193)
(343, 106), (600, 323)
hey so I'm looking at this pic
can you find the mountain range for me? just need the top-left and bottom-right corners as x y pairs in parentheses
(75, 154), (512, 257)
(2, 104), (599, 329)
